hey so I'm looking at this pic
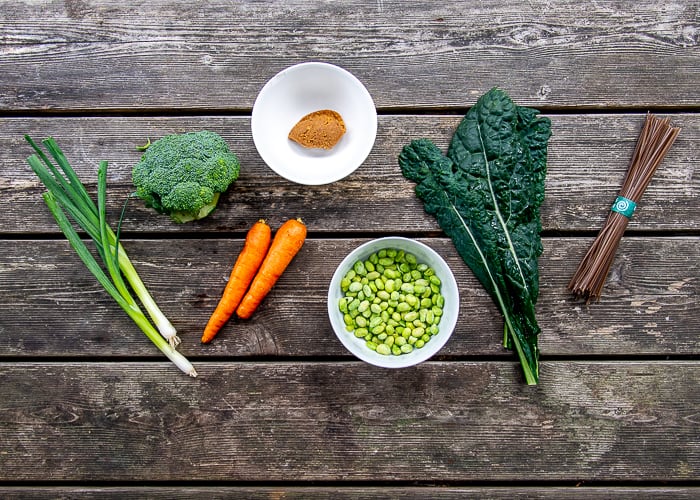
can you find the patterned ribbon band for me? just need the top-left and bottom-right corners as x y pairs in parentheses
(611, 196), (637, 218)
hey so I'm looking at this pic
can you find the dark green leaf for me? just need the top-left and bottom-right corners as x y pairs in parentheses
(399, 88), (552, 385)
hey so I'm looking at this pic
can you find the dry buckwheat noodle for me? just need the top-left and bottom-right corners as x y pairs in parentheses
(568, 113), (681, 302)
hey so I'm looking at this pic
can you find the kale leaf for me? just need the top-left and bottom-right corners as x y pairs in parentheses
(399, 88), (552, 385)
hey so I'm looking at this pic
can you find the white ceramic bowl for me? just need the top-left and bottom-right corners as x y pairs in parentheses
(328, 237), (459, 368)
(251, 62), (377, 185)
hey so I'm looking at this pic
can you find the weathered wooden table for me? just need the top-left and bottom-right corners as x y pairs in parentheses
(1, 1), (698, 498)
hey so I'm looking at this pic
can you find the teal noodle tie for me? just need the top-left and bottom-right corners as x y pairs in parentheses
(611, 196), (637, 218)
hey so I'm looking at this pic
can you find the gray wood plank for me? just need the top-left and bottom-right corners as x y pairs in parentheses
(0, 486), (698, 499)
(0, 1), (698, 110)
(0, 361), (697, 481)
(0, 237), (697, 358)
(1, 0), (697, 492)
(2, 114), (696, 235)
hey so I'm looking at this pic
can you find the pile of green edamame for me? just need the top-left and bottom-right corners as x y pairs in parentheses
(338, 248), (444, 356)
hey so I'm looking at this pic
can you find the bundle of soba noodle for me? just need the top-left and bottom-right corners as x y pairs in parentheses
(569, 113), (681, 302)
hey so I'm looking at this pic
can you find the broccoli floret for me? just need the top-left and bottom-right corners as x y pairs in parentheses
(132, 130), (240, 223)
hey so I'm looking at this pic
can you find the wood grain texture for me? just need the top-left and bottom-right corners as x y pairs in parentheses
(1, 237), (697, 358)
(1, 114), (697, 235)
(0, 486), (699, 499)
(2, 0), (698, 491)
(0, 361), (697, 482)
(0, 1), (698, 110)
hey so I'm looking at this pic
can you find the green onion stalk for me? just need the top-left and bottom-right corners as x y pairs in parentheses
(25, 136), (196, 377)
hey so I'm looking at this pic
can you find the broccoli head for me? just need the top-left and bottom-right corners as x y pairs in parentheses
(132, 130), (240, 223)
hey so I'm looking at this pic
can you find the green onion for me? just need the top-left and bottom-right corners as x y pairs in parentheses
(25, 135), (179, 346)
(25, 136), (196, 377)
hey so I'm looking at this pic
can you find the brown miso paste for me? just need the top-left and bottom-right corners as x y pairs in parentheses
(288, 109), (346, 150)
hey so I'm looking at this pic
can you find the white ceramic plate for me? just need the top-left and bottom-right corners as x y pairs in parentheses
(328, 237), (459, 369)
(251, 62), (377, 185)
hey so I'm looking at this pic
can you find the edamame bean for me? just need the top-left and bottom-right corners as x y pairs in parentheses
(377, 290), (390, 301)
(435, 294), (445, 308)
(403, 311), (418, 323)
(376, 343), (391, 355)
(396, 302), (411, 313)
(371, 324), (385, 335)
(354, 328), (368, 338)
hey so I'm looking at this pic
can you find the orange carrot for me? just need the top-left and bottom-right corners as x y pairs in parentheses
(201, 219), (272, 343)
(236, 218), (307, 320)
